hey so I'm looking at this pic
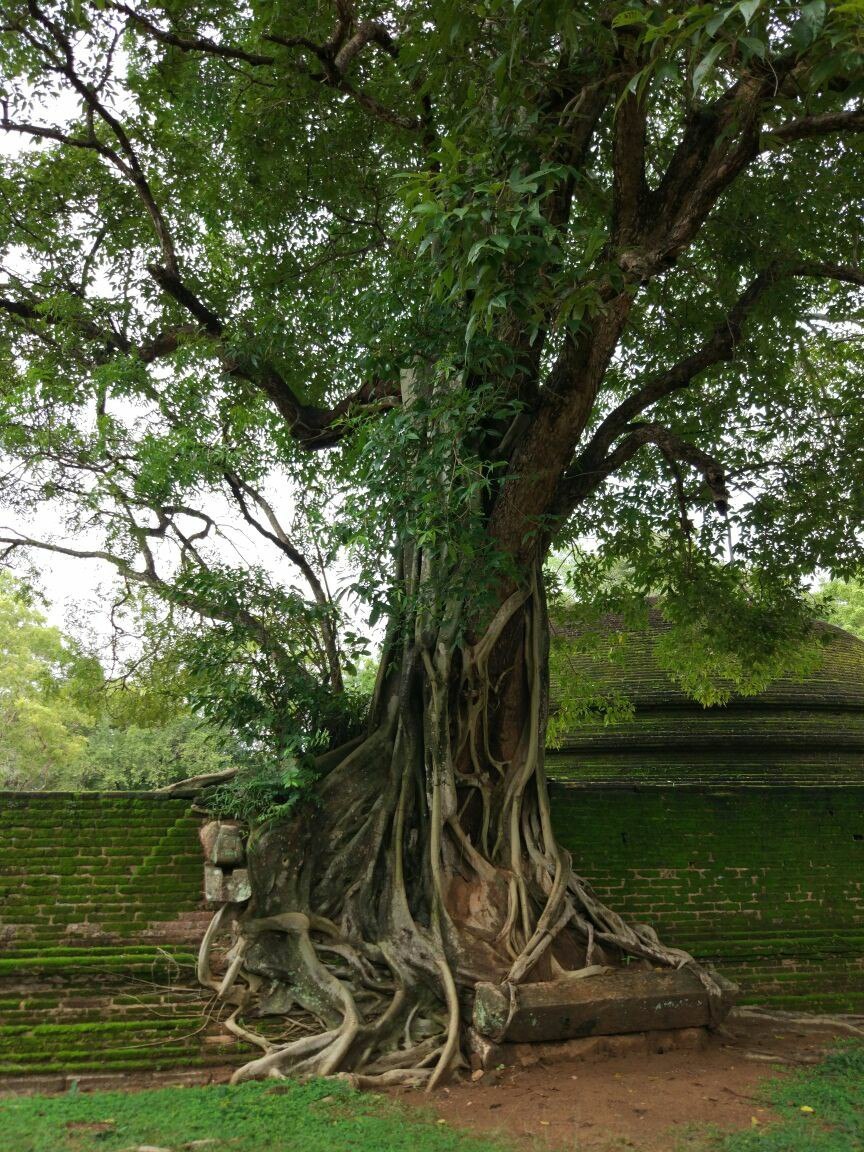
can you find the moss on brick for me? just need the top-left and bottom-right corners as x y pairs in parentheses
(3, 782), (864, 1076)
(550, 783), (864, 1012)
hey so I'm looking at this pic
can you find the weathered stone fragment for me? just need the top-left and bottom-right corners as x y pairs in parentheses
(472, 969), (733, 1043)
(225, 868), (251, 902)
(199, 821), (245, 866)
(203, 863), (225, 903)
(204, 863), (251, 903)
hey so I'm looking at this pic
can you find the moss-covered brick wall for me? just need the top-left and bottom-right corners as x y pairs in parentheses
(0, 793), (205, 946)
(2, 786), (863, 1079)
(0, 793), (244, 1080)
(551, 783), (864, 1013)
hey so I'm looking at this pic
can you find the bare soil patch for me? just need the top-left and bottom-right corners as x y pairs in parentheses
(1, 1014), (857, 1152)
(404, 1013), (855, 1151)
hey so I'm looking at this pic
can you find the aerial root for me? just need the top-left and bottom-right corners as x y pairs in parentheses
(338, 1068), (434, 1088)
(215, 902), (460, 1087)
(230, 1028), (342, 1083)
(733, 1006), (864, 1038)
(427, 955), (462, 1091)
(198, 905), (230, 995)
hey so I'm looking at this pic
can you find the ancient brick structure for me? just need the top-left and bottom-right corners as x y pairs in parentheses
(0, 794), (242, 1082)
(2, 618), (863, 1077)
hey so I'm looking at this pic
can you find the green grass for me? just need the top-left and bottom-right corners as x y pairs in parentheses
(0, 1079), (511, 1152)
(1, 1045), (861, 1152)
(709, 1043), (864, 1152)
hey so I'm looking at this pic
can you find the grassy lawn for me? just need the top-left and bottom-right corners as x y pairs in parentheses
(0, 1077), (509, 1152)
(706, 1042), (864, 1152)
(0, 1044), (861, 1152)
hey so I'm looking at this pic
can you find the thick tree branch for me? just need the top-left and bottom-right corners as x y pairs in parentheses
(554, 260), (864, 516)
(766, 107), (864, 143)
(538, 70), (863, 438)
(0, 282), (400, 449)
(629, 71), (774, 279)
(3, 5), (405, 451)
(611, 89), (649, 247)
(145, 265), (223, 336)
(494, 66), (786, 546)
(599, 422), (729, 514)
(334, 19), (399, 73)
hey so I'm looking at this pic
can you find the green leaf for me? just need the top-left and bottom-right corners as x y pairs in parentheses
(738, 0), (762, 27)
(692, 42), (725, 93)
(791, 1), (827, 53)
(740, 35), (766, 60)
(612, 7), (648, 29)
(706, 9), (732, 36)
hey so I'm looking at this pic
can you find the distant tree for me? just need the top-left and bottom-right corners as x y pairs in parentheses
(1, 0), (864, 1085)
(821, 579), (864, 641)
(0, 572), (239, 789)
(0, 571), (90, 788)
(77, 712), (237, 790)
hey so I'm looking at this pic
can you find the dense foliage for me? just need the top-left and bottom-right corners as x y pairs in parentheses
(821, 578), (864, 640)
(0, 1), (862, 751)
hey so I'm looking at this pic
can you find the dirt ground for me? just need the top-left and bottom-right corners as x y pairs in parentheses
(1, 1013), (855, 1152)
(404, 1013), (855, 1151)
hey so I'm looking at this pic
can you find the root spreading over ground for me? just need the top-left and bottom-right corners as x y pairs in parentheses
(197, 578), (726, 1087)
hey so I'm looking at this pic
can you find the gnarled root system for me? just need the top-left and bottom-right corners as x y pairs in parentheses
(199, 577), (725, 1087)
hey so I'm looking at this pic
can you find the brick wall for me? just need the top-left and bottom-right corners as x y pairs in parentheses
(551, 783), (864, 1013)
(0, 794), (241, 1080)
(2, 786), (862, 1078)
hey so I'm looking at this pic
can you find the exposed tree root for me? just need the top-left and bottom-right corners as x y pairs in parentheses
(733, 1006), (864, 1038)
(197, 572), (729, 1086)
(743, 1052), (824, 1065)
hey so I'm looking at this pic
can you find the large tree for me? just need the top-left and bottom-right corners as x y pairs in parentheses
(1, 0), (864, 1086)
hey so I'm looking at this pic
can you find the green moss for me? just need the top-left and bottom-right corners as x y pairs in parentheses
(551, 784), (864, 1011)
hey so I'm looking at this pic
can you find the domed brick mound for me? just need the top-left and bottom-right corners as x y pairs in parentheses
(548, 611), (864, 786)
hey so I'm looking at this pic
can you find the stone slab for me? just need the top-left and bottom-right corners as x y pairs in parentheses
(199, 821), (245, 867)
(466, 1024), (710, 1071)
(203, 864), (251, 904)
(472, 969), (730, 1043)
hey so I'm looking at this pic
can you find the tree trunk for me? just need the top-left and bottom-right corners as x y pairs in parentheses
(199, 559), (725, 1087)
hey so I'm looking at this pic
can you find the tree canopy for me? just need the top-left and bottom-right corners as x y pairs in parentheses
(821, 577), (864, 639)
(1, 1), (863, 733)
(1, 0), (864, 1087)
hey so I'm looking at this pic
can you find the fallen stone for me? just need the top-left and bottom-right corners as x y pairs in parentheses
(473, 969), (733, 1044)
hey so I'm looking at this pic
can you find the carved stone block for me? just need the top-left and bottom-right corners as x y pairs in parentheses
(473, 969), (734, 1044)
(204, 863), (251, 904)
(199, 821), (245, 866)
